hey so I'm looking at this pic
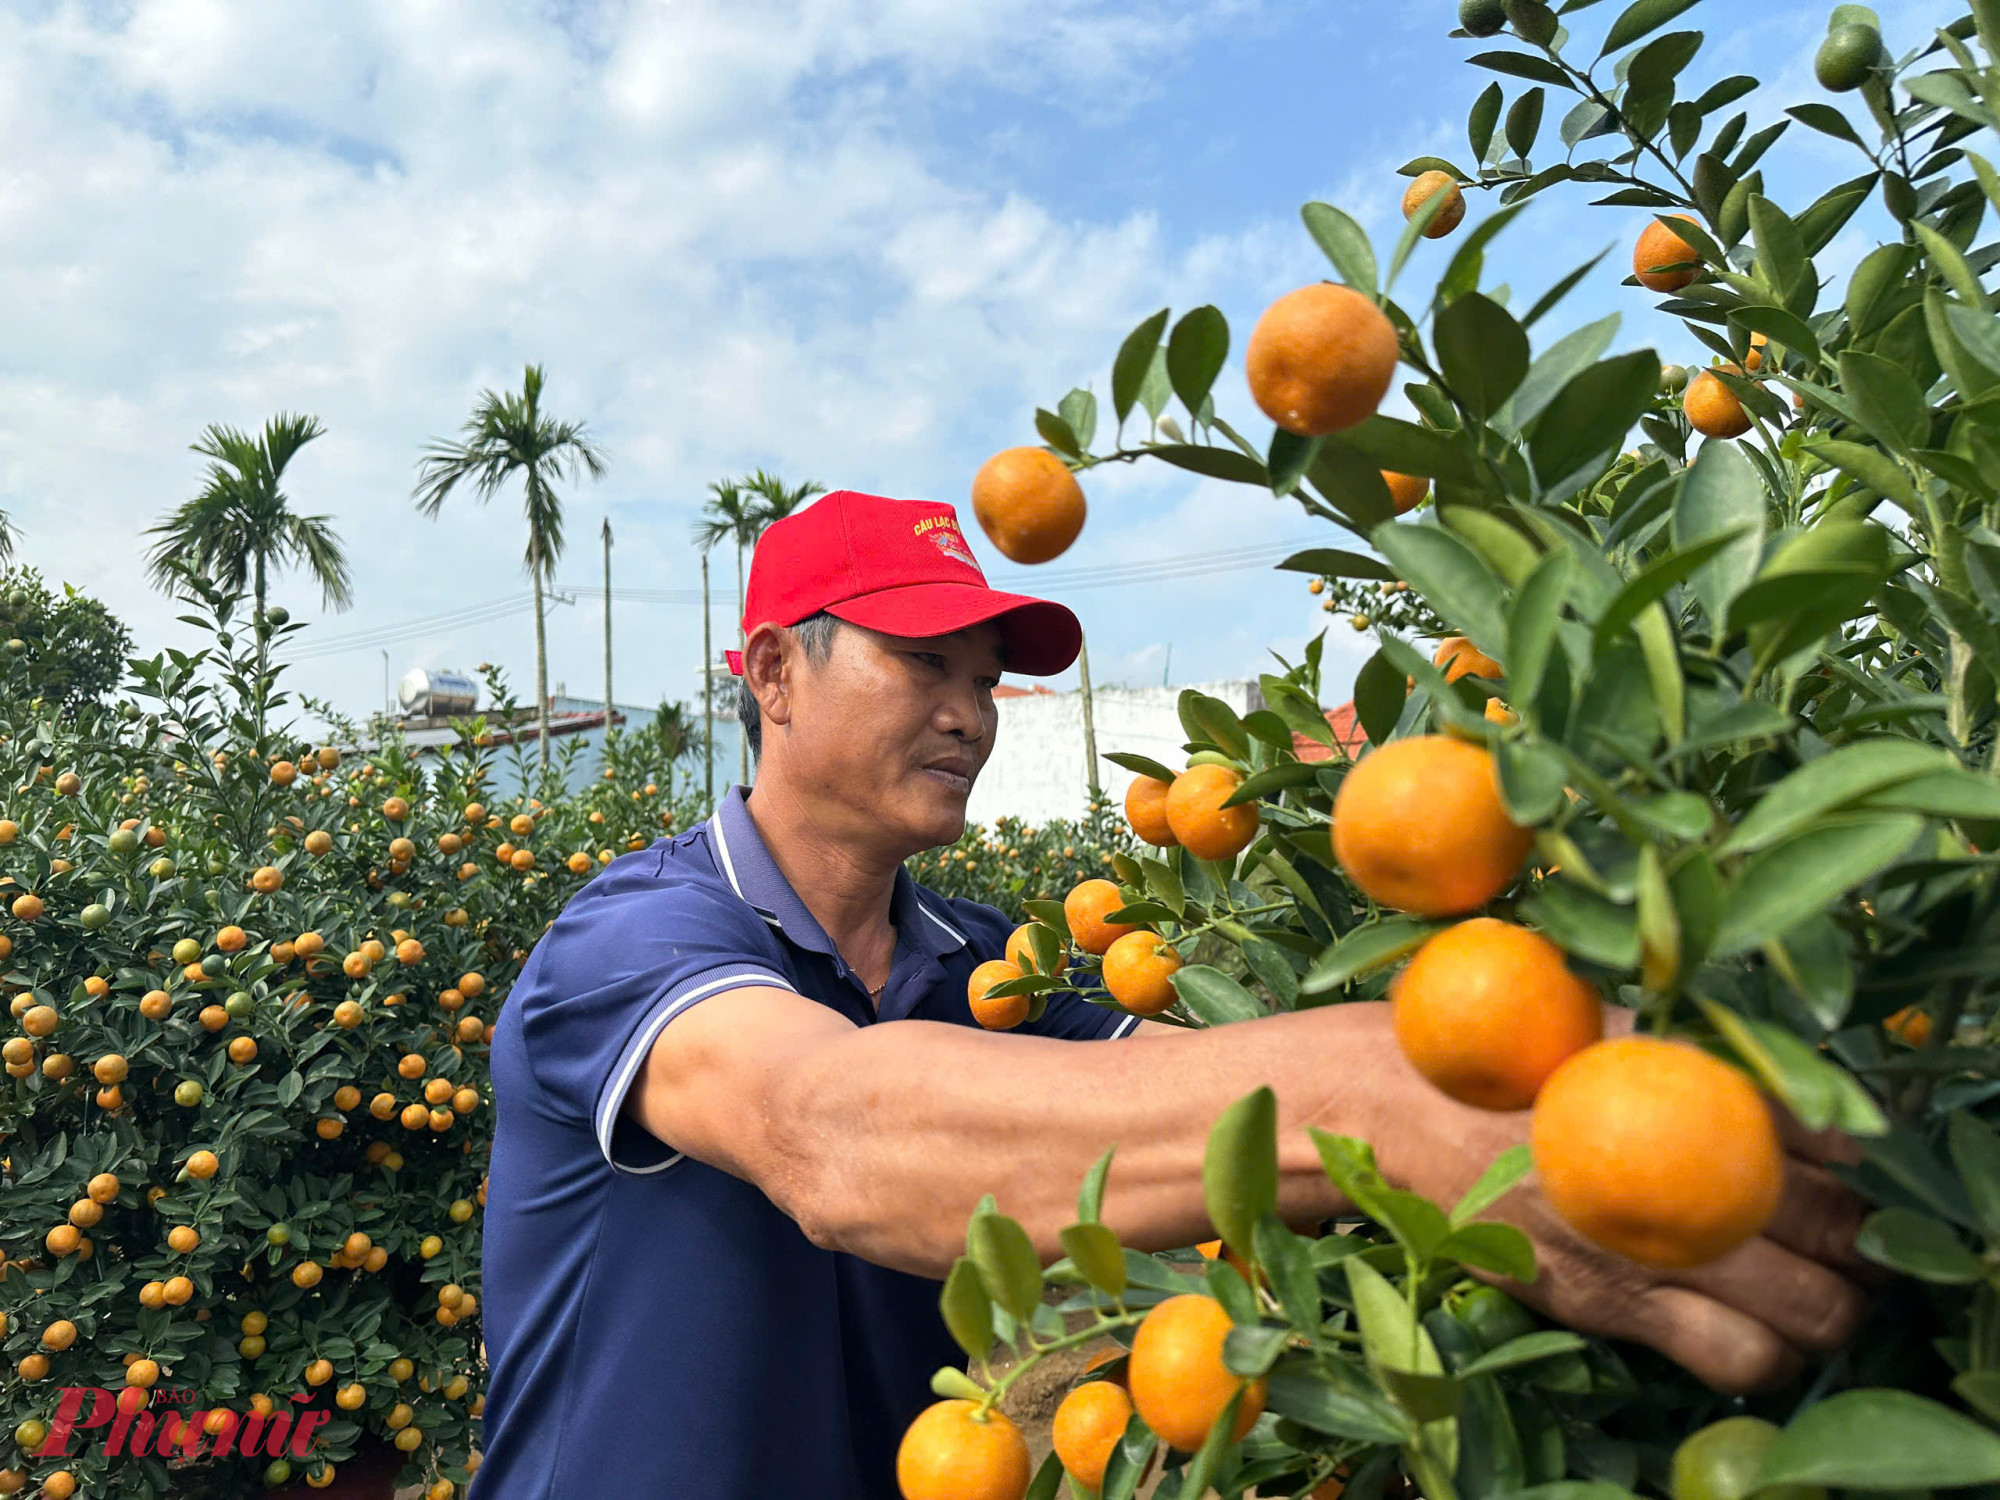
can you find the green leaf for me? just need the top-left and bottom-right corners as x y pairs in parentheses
(1254, 1216), (1322, 1334)
(1077, 1146), (1115, 1223)
(1854, 1207), (1985, 1285)
(1527, 350), (1661, 487)
(1838, 349), (1929, 452)
(1506, 87), (1547, 158)
(1301, 202), (1377, 298)
(931, 1365), (988, 1402)
(1599, 0), (1700, 54)
(1946, 297), (2000, 375)
(1137, 344), (1171, 421)
(1746, 193), (1807, 308)
(967, 1212), (1044, 1323)
(1519, 880), (1639, 969)
(1856, 767), (2000, 821)
(1507, 548), (1572, 709)
(1059, 1222), (1128, 1297)
(1436, 1221), (1539, 1282)
(1264, 1365), (1412, 1446)
(1468, 50), (1570, 85)
(1729, 303), (1821, 366)
(1224, 762), (1321, 806)
(1592, 528), (1750, 656)
(1711, 814), (1924, 958)
(1302, 918), (1441, 993)
(1719, 739), (1951, 855)
(1268, 428), (1321, 498)
(1500, 313), (1619, 432)
(1354, 649), (1410, 747)
(1335, 415), (1482, 485)
(1023, 1452), (1063, 1500)
(1949, 1111), (2000, 1245)
(1277, 548), (1395, 582)
(1204, 1087), (1278, 1260)
(1435, 293), (1531, 419)
(1172, 965), (1265, 1027)
(1495, 738), (1569, 825)
(1457, 1330), (1588, 1377)
(1345, 1254), (1446, 1377)
(1034, 408), (1080, 458)
(1803, 439), (1915, 508)
(1059, 388), (1098, 454)
(1111, 310), (1169, 426)
(1450, 1144), (1533, 1228)
(1670, 439), (1766, 631)
(940, 1256), (994, 1361)
(1915, 220), (1989, 311)
(1469, 82), (1504, 163)
(1524, 248), (1611, 328)
(1167, 306), (1230, 419)
(1758, 1390), (2000, 1487)
(1104, 750), (1176, 784)
(1146, 443), (1267, 485)
(1371, 522), (1508, 660)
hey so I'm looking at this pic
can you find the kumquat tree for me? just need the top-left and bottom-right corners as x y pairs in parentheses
(0, 574), (695, 1499)
(908, 2), (2000, 1497)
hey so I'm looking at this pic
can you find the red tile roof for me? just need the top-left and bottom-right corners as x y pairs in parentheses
(992, 684), (1057, 699)
(1293, 701), (1367, 763)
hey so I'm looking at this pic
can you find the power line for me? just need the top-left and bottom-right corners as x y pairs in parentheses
(278, 533), (1331, 662)
(556, 535), (1326, 603)
(280, 595), (535, 661)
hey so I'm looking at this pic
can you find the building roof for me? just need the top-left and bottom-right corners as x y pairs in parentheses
(992, 684), (1058, 699)
(1292, 702), (1367, 763)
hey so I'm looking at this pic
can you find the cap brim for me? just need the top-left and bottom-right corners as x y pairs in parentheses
(825, 582), (1081, 677)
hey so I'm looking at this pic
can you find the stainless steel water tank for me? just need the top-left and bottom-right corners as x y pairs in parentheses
(399, 668), (479, 718)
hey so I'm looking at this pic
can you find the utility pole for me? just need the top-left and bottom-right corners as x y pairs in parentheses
(702, 550), (714, 810)
(601, 517), (614, 751)
(1078, 633), (1100, 806)
(381, 650), (390, 720)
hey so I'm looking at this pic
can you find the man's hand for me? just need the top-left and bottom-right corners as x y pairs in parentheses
(1350, 1004), (1871, 1394)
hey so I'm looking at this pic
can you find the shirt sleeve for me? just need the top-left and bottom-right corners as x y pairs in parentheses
(510, 863), (797, 1174)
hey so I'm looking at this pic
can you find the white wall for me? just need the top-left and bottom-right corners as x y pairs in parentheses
(966, 679), (1265, 828)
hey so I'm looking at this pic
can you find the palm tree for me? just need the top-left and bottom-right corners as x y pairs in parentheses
(694, 472), (827, 784)
(739, 469), (825, 534)
(651, 701), (693, 806)
(146, 413), (352, 733)
(693, 480), (762, 788)
(413, 364), (606, 776)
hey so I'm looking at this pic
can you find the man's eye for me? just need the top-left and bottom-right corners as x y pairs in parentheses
(912, 652), (946, 670)
(976, 678), (1000, 692)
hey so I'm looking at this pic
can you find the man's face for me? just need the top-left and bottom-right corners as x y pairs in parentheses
(775, 619), (1003, 855)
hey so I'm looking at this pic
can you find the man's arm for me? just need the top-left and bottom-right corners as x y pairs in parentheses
(625, 989), (1352, 1271)
(625, 990), (1868, 1393)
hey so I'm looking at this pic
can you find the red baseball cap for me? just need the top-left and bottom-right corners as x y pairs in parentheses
(724, 490), (1081, 677)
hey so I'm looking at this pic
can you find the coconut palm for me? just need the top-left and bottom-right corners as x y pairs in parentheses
(694, 471), (827, 784)
(651, 700), (694, 805)
(413, 364), (606, 775)
(739, 469), (825, 535)
(145, 413), (352, 733)
(693, 480), (761, 788)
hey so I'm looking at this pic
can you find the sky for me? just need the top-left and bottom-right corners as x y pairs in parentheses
(0, 0), (1953, 727)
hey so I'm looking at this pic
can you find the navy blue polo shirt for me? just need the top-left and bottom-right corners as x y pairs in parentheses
(474, 786), (1136, 1499)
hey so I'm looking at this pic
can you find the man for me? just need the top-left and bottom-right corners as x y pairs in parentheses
(474, 490), (1867, 1499)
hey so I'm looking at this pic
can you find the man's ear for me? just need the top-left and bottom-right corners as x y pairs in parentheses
(742, 623), (792, 731)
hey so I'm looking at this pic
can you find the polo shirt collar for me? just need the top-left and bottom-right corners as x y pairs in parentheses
(708, 786), (967, 960)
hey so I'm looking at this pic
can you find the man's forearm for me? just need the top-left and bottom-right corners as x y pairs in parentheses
(775, 1003), (1399, 1277)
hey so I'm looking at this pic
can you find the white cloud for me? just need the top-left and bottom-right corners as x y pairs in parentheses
(0, 0), (1315, 724)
